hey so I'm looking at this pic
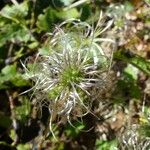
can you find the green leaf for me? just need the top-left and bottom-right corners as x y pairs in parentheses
(124, 64), (138, 80)
(14, 97), (31, 123)
(11, 74), (29, 87)
(0, 22), (35, 47)
(39, 47), (50, 55)
(0, 141), (15, 149)
(17, 143), (31, 150)
(0, 1), (28, 23)
(0, 64), (29, 88)
(65, 121), (85, 137)
(36, 7), (79, 32)
(36, 7), (59, 32)
(114, 51), (150, 76)
(113, 59), (141, 101)
(0, 2), (36, 48)
(60, 8), (79, 19)
(27, 41), (39, 49)
(80, 4), (91, 21)
(1, 64), (17, 78)
(96, 140), (117, 150)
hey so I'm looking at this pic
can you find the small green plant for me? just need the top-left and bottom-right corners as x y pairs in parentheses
(22, 15), (114, 138)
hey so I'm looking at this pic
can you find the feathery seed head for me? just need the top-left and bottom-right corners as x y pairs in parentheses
(23, 18), (115, 127)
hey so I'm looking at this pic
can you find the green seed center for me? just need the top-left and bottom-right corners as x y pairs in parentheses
(61, 67), (82, 86)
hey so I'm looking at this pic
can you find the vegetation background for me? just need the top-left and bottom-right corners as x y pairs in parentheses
(0, 0), (150, 149)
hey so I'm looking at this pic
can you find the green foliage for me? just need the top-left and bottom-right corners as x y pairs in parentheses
(0, 23), (33, 48)
(65, 121), (85, 137)
(114, 51), (150, 76)
(36, 7), (79, 32)
(0, 1), (28, 22)
(139, 124), (150, 138)
(114, 63), (141, 104)
(14, 97), (31, 123)
(124, 64), (138, 80)
(145, 0), (150, 5)
(0, 1), (37, 48)
(36, 7), (59, 32)
(0, 64), (29, 89)
(96, 140), (117, 150)
(0, 141), (15, 149)
(139, 107), (150, 137)
(117, 75), (141, 99)
(123, 65), (141, 99)
(80, 4), (91, 21)
(17, 144), (31, 150)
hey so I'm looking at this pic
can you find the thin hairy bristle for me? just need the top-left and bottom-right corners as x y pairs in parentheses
(22, 18), (115, 137)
